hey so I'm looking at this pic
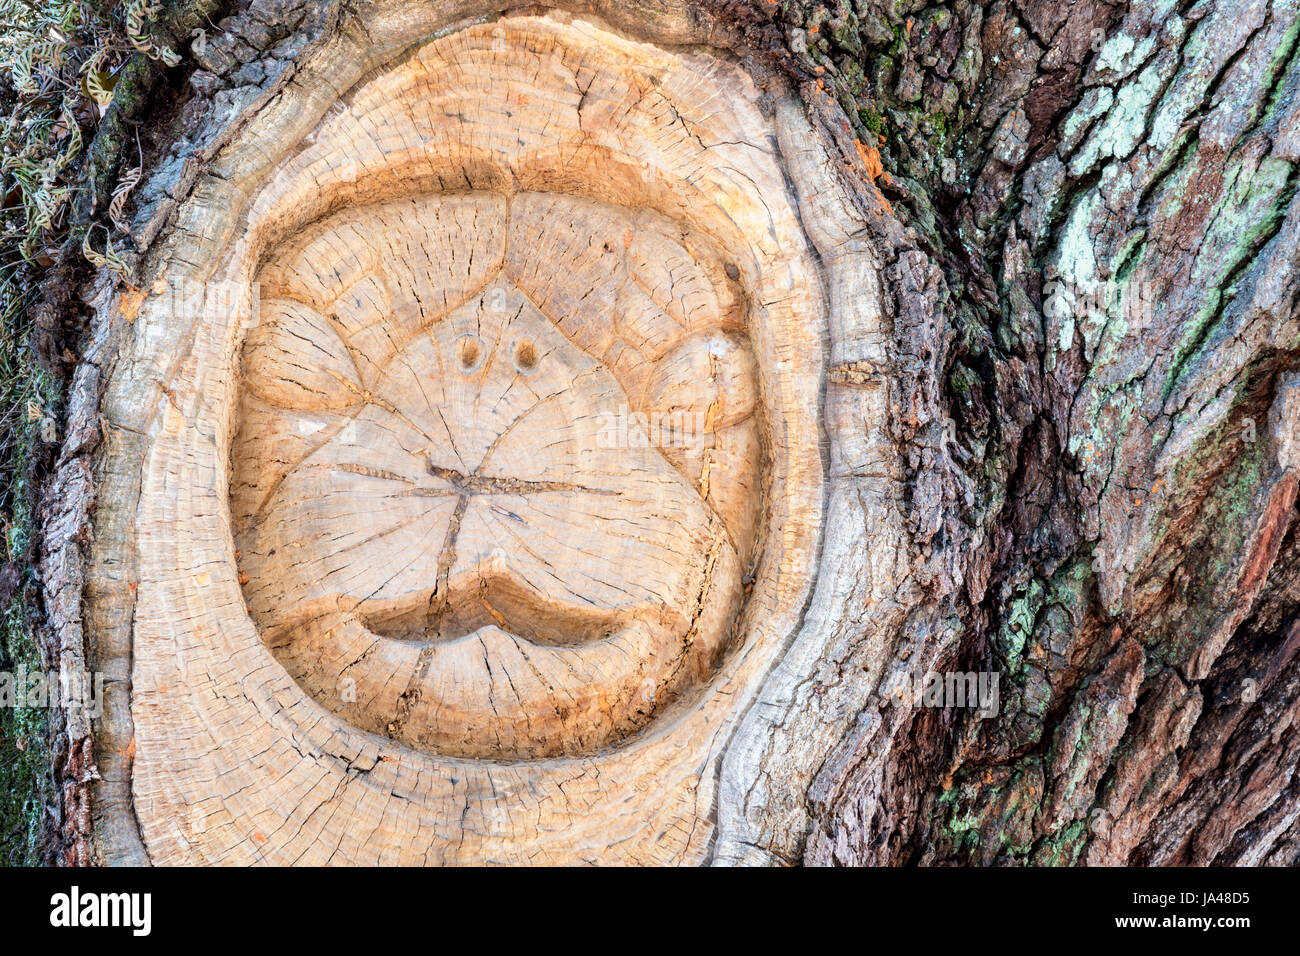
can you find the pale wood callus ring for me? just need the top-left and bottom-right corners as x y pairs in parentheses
(108, 11), (855, 864)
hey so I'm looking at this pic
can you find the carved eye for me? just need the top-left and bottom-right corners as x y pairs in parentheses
(513, 339), (538, 372)
(455, 334), (483, 373)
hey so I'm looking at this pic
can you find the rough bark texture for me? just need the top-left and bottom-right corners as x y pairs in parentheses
(774, 0), (1300, 867)
(15, 0), (1300, 865)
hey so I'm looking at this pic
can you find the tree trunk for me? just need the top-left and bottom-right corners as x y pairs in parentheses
(10, 0), (1300, 865)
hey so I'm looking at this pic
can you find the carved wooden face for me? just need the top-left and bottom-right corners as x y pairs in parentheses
(110, 11), (852, 865)
(231, 192), (761, 758)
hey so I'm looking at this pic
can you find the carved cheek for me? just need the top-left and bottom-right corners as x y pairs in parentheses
(644, 332), (763, 567)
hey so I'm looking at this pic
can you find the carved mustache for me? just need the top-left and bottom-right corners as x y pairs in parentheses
(356, 571), (643, 648)
(326, 459), (651, 649)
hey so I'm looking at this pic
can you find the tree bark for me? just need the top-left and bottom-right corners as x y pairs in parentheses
(14, 0), (1300, 865)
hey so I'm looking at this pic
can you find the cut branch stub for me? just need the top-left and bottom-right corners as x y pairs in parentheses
(91, 7), (888, 865)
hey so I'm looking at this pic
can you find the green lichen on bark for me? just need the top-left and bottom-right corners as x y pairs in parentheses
(0, 600), (53, 865)
(0, 313), (56, 863)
